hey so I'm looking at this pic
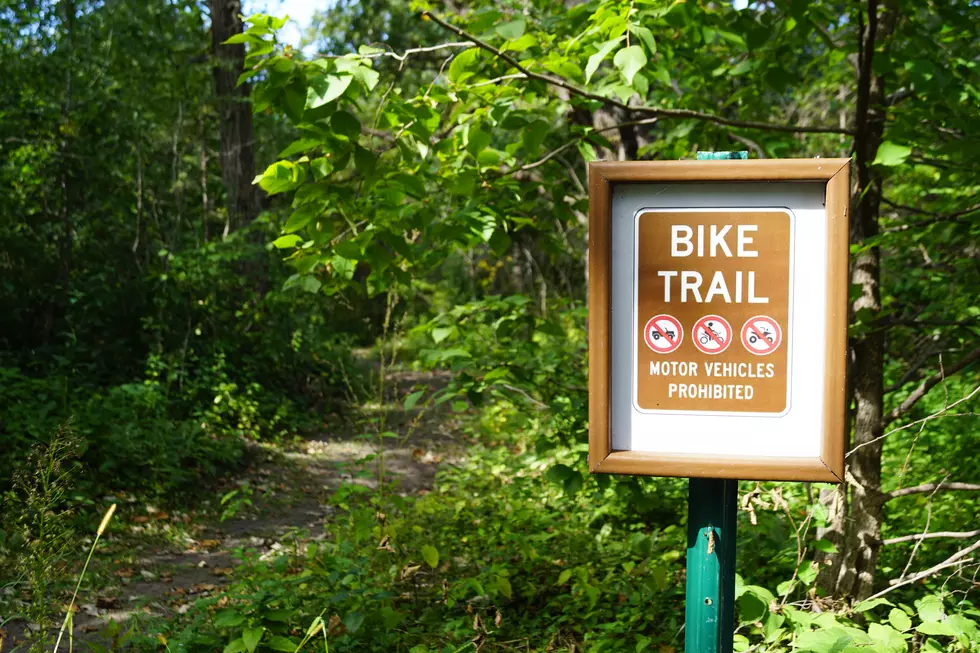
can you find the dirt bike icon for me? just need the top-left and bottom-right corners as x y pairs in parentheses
(699, 321), (725, 345)
(748, 328), (774, 344)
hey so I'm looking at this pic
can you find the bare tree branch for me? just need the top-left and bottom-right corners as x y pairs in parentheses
(884, 529), (980, 546)
(882, 346), (980, 427)
(316, 41), (474, 62)
(861, 538), (980, 602)
(506, 118), (659, 176)
(847, 385), (980, 458)
(883, 203), (980, 233)
(421, 11), (853, 136)
(887, 482), (980, 501)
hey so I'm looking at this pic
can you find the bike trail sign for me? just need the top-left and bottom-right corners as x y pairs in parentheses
(634, 209), (792, 415)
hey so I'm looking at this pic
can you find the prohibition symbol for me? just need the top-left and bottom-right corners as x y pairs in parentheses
(692, 315), (732, 355)
(643, 314), (683, 354)
(741, 315), (783, 356)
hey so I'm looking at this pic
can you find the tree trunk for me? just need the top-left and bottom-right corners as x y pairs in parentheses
(207, 0), (257, 233)
(816, 0), (898, 601)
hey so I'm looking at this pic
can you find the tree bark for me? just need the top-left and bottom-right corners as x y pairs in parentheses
(207, 0), (257, 233)
(816, 0), (899, 601)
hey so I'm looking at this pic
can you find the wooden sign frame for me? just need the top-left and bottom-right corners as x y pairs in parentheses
(588, 159), (850, 482)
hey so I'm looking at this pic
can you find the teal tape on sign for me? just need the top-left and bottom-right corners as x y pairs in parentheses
(696, 151), (749, 160)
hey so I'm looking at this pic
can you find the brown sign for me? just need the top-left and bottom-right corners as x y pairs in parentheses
(634, 209), (792, 414)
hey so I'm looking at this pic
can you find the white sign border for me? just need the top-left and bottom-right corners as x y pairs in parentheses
(609, 182), (828, 460)
(630, 207), (796, 419)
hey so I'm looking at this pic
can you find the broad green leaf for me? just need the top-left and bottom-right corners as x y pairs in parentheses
(243, 627), (264, 653)
(545, 464), (575, 483)
(267, 636), (298, 652)
(585, 37), (624, 83)
(631, 26), (656, 55)
(812, 539), (838, 554)
(888, 608), (912, 632)
(431, 326), (453, 343)
(915, 621), (956, 637)
(223, 639), (247, 653)
(495, 15), (526, 40)
(342, 611), (365, 634)
(421, 544), (439, 568)
(577, 141), (597, 162)
(278, 138), (320, 158)
(272, 235), (302, 249)
(329, 255), (356, 280)
(854, 597), (894, 613)
(613, 45), (647, 85)
(873, 141), (912, 166)
(284, 207), (317, 233)
(495, 575), (513, 599)
(403, 390), (424, 411)
(331, 110), (361, 138)
(449, 48), (481, 83)
(215, 610), (246, 628)
(305, 73), (353, 109)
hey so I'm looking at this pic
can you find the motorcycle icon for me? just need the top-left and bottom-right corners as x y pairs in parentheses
(699, 321), (725, 345)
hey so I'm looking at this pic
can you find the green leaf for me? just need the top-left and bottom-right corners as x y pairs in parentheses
(495, 15), (526, 40)
(272, 235), (302, 249)
(278, 138), (320, 158)
(243, 627), (264, 653)
(888, 608), (912, 632)
(631, 26), (657, 55)
(305, 73), (353, 109)
(421, 544), (439, 568)
(557, 569), (572, 585)
(284, 207), (318, 233)
(812, 539), (838, 554)
(577, 141), (597, 162)
(267, 636), (298, 652)
(854, 597), (895, 613)
(916, 621), (956, 637)
(342, 611), (365, 634)
(495, 575), (513, 599)
(522, 120), (551, 155)
(873, 141), (913, 166)
(431, 326), (453, 343)
(331, 110), (361, 138)
(223, 639), (247, 653)
(329, 255), (356, 280)
(545, 464), (575, 483)
(585, 37), (625, 83)
(449, 48), (481, 83)
(255, 161), (302, 195)
(613, 45), (647, 85)
(403, 390), (424, 411)
(215, 610), (246, 628)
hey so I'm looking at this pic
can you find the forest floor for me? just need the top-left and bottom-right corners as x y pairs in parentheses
(2, 365), (467, 651)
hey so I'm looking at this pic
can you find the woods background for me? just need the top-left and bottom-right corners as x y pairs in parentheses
(1, 0), (978, 651)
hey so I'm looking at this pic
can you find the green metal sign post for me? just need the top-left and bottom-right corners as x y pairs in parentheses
(685, 478), (738, 653)
(684, 151), (745, 653)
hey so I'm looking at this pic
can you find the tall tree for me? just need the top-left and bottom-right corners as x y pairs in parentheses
(208, 0), (257, 234)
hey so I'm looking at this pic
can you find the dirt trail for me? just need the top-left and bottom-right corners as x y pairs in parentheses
(2, 369), (464, 650)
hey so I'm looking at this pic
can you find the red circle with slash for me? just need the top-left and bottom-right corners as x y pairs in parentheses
(643, 314), (683, 354)
(692, 315), (732, 355)
(741, 315), (782, 356)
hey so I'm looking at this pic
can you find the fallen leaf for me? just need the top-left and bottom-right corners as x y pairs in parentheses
(212, 568), (233, 577)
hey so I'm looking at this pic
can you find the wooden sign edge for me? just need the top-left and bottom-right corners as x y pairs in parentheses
(587, 158), (850, 483)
